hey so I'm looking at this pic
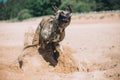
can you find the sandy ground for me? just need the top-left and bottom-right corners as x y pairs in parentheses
(0, 11), (120, 80)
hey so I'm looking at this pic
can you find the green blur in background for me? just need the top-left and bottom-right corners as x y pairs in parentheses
(0, 0), (120, 20)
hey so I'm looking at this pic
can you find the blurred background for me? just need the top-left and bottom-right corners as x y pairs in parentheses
(0, 0), (120, 21)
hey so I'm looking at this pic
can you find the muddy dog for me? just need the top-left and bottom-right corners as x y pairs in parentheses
(18, 4), (72, 68)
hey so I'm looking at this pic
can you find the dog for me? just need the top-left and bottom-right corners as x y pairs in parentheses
(18, 4), (72, 68)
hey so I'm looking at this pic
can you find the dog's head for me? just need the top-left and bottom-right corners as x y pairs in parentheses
(52, 4), (72, 28)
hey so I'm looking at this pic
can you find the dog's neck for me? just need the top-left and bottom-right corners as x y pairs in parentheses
(52, 18), (65, 33)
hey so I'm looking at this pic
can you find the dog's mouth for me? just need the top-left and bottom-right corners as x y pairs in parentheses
(58, 12), (71, 23)
(61, 17), (70, 23)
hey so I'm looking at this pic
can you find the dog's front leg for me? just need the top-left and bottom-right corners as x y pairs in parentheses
(55, 43), (64, 55)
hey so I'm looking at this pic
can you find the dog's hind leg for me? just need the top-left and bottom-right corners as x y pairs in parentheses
(18, 51), (27, 69)
(18, 46), (37, 69)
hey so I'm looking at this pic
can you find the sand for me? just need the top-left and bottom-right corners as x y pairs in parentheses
(0, 11), (120, 80)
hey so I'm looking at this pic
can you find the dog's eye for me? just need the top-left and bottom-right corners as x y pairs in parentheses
(66, 13), (69, 16)
(60, 12), (64, 16)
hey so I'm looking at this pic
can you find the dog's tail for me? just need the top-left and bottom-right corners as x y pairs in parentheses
(23, 44), (38, 50)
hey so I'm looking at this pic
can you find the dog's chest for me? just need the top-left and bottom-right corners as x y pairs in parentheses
(40, 19), (62, 42)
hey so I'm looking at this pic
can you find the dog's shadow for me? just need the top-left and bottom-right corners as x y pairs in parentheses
(38, 43), (59, 67)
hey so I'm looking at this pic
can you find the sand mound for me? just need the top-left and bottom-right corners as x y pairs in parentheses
(55, 46), (79, 73)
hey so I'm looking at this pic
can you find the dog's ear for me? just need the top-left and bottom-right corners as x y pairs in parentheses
(66, 5), (72, 13)
(52, 3), (58, 13)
